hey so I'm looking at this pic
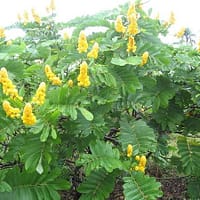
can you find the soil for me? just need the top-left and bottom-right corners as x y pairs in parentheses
(61, 166), (188, 200)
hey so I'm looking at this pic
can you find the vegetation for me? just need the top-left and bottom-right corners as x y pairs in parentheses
(0, 0), (200, 199)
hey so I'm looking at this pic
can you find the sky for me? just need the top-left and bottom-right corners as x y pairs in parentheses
(0, 0), (199, 39)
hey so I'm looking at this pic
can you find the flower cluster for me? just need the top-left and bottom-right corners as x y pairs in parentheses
(87, 42), (99, 59)
(115, 16), (126, 33)
(175, 27), (185, 38)
(127, 144), (133, 157)
(127, 14), (139, 35)
(45, 65), (62, 85)
(169, 11), (176, 25)
(135, 155), (147, 173)
(23, 10), (29, 25)
(140, 51), (149, 66)
(0, 67), (23, 100)
(32, 82), (46, 105)
(127, 36), (137, 53)
(127, 3), (136, 18)
(67, 79), (73, 87)
(2, 100), (20, 118)
(77, 61), (90, 87)
(21, 103), (36, 126)
(0, 27), (5, 38)
(31, 8), (41, 24)
(77, 31), (88, 53)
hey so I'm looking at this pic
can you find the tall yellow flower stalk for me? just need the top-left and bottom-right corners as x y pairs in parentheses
(77, 61), (90, 87)
(44, 65), (62, 85)
(127, 14), (139, 35)
(127, 144), (133, 157)
(140, 52), (149, 66)
(135, 155), (147, 173)
(115, 16), (126, 33)
(87, 42), (99, 59)
(2, 100), (20, 118)
(21, 103), (36, 125)
(77, 31), (88, 53)
(23, 10), (29, 25)
(0, 67), (23, 100)
(49, 0), (56, 11)
(127, 36), (137, 53)
(127, 3), (136, 18)
(32, 82), (46, 105)
(31, 8), (41, 24)
(175, 27), (185, 38)
(169, 11), (175, 25)
(0, 27), (5, 38)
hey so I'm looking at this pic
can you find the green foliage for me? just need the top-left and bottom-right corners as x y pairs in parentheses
(123, 172), (163, 200)
(0, 167), (70, 200)
(78, 169), (117, 200)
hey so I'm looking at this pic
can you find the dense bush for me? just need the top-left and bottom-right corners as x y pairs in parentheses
(0, 1), (200, 199)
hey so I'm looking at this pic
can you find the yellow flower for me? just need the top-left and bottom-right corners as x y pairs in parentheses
(127, 3), (136, 18)
(77, 31), (88, 53)
(3, 100), (20, 118)
(197, 40), (200, 52)
(21, 103), (36, 125)
(23, 10), (29, 25)
(0, 67), (23, 100)
(169, 11), (175, 25)
(63, 32), (70, 40)
(127, 14), (139, 35)
(135, 155), (140, 161)
(175, 27), (185, 38)
(135, 155), (147, 173)
(6, 40), (12, 46)
(67, 79), (73, 87)
(77, 61), (90, 87)
(140, 51), (149, 66)
(0, 27), (5, 38)
(127, 36), (137, 53)
(49, 0), (56, 11)
(44, 65), (62, 85)
(32, 82), (46, 105)
(127, 144), (133, 157)
(115, 16), (126, 33)
(87, 42), (99, 59)
(139, 155), (147, 167)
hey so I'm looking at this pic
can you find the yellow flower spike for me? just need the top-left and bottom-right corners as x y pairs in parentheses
(21, 103), (36, 126)
(135, 155), (140, 161)
(127, 36), (137, 53)
(3, 100), (20, 118)
(67, 79), (73, 87)
(175, 27), (185, 38)
(44, 65), (62, 86)
(169, 11), (176, 25)
(6, 40), (12, 46)
(140, 51), (149, 66)
(115, 16), (126, 33)
(23, 10), (29, 25)
(32, 82), (46, 105)
(127, 3), (136, 18)
(87, 42), (99, 59)
(0, 27), (6, 38)
(77, 61), (90, 88)
(127, 14), (139, 35)
(139, 155), (147, 167)
(77, 31), (88, 53)
(49, 0), (56, 11)
(127, 144), (133, 158)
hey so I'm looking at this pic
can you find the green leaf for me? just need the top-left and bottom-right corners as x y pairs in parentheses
(36, 156), (44, 174)
(76, 140), (122, 175)
(51, 127), (57, 139)
(0, 181), (12, 193)
(123, 172), (163, 200)
(177, 136), (200, 176)
(78, 107), (94, 121)
(0, 168), (71, 200)
(126, 56), (142, 66)
(119, 118), (157, 154)
(40, 125), (50, 142)
(111, 57), (127, 66)
(78, 169), (117, 200)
